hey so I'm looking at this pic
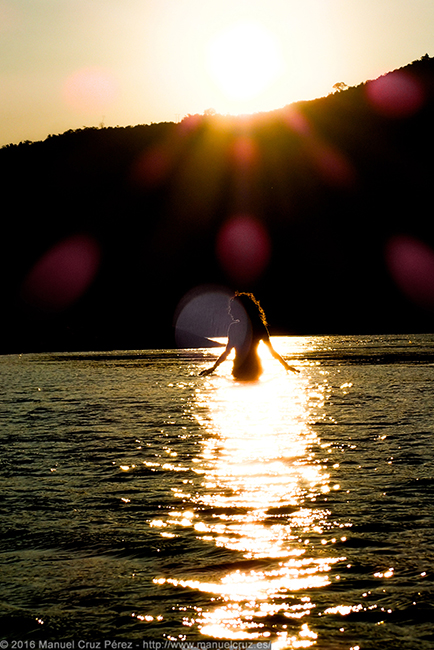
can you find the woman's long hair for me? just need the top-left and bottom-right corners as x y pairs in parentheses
(232, 292), (269, 335)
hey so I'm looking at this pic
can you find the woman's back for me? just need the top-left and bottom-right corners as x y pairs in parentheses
(227, 323), (261, 380)
(228, 294), (270, 380)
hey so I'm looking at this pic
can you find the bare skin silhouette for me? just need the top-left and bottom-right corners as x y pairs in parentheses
(199, 292), (299, 380)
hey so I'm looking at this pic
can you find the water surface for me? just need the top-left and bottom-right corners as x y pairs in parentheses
(1, 335), (434, 648)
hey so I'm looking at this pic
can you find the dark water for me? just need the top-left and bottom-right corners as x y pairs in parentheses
(1, 335), (434, 649)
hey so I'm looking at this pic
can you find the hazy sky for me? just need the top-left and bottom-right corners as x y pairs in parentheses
(1, 0), (434, 146)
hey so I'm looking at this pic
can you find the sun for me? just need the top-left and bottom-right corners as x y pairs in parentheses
(207, 21), (283, 107)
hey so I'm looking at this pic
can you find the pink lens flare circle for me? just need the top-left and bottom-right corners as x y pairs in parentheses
(21, 234), (101, 312)
(366, 71), (424, 119)
(216, 214), (271, 284)
(62, 67), (119, 113)
(385, 235), (434, 309)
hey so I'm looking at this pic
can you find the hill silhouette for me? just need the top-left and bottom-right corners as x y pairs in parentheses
(1, 55), (434, 353)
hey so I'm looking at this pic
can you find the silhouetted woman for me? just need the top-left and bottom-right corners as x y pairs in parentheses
(199, 292), (299, 380)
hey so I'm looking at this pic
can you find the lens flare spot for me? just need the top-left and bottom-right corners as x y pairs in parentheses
(62, 67), (119, 113)
(130, 144), (172, 189)
(216, 214), (271, 284)
(310, 143), (356, 188)
(174, 285), (233, 348)
(231, 135), (259, 170)
(385, 235), (434, 309)
(282, 106), (312, 137)
(21, 234), (101, 312)
(366, 71), (424, 118)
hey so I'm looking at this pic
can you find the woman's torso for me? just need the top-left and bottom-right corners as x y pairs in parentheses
(228, 321), (268, 380)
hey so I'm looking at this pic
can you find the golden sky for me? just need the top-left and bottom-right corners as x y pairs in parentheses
(1, 0), (434, 146)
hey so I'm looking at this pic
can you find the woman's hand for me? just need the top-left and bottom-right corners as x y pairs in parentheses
(199, 367), (214, 376)
(199, 345), (232, 377)
(284, 361), (300, 374)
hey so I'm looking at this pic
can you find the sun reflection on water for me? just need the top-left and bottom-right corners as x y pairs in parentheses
(152, 338), (345, 646)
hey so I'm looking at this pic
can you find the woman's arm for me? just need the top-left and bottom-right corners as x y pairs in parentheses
(199, 344), (232, 376)
(264, 339), (299, 373)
